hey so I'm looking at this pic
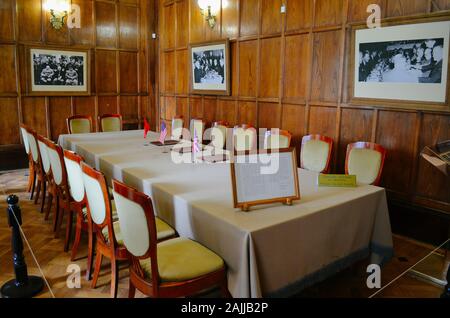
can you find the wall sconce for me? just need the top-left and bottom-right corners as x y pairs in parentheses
(44, 0), (71, 30)
(198, 0), (220, 29)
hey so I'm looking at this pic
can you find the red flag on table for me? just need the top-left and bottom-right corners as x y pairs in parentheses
(159, 121), (167, 144)
(144, 118), (150, 138)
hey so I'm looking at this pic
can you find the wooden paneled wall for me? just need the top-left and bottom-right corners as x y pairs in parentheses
(0, 0), (157, 146)
(158, 0), (450, 213)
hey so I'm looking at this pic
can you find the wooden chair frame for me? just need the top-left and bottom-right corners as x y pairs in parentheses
(81, 162), (128, 298)
(67, 115), (93, 134)
(300, 135), (334, 173)
(264, 129), (293, 149)
(112, 179), (230, 298)
(345, 142), (387, 186)
(20, 123), (36, 196)
(25, 128), (46, 207)
(98, 114), (123, 132)
(36, 134), (55, 215)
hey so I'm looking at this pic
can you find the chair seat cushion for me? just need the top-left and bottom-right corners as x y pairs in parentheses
(82, 200), (118, 221)
(139, 237), (224, 282)
(102, 217), (176, 246)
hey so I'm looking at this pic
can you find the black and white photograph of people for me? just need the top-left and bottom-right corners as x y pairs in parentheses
(359, 38), (444, 84)
(193, 49), (225, 84)
(33, 53), (84, 86)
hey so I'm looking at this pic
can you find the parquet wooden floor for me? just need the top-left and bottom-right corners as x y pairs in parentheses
(0, 170), (446, 298)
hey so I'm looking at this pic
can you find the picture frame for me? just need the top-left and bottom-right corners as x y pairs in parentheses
(230, 148), (300, 212)
(350, 20), (450, 104)
(26, 46), (90, 96)
(189, 39), (230, 96)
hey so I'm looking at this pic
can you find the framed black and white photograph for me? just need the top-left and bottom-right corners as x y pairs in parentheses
(27, 47), (90, 96)
(353, 21), (450, 103)
(189, 40), (230, 95)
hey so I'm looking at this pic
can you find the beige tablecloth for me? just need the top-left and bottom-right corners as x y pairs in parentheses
(59, 130), (393, 298)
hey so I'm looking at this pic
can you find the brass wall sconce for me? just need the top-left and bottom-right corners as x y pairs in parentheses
(197, 0), (220, 29)
(44, 0), (70, 30)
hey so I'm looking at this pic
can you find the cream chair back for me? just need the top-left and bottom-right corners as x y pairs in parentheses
(82, 170), (107, 225)
(47, 145), (64, 186)
(233, 126), (257, 152)
(347, 149), (382, 185)
(190, 119), (204, 143)
(38, 139), (51, 174)
(264, 130), (291, 150)
(301, 140), (330, 173)
(101, 116), (122, 132)
(210, 125), (227, 150)
(20, 127), (30, 154)
(27, 131), (39, 164)
(64, 153), (85, 203)
(171, 117), (184, 140)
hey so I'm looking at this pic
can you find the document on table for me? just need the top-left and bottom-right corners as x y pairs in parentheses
(233, 152), (298, 203)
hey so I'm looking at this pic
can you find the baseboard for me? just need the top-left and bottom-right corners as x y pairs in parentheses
(0, 144), (28, 171)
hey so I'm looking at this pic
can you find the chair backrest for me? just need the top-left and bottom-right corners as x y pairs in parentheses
(210, 121), (229, 150)
(300, 135), (333, 173)
(171, 116), (184, 140)
(190, 118), (205, 143)
(67, 115), (93, 134)
(99, 114), (123, 132)
(19, 124), (30, 155)
(264, 130), (292, 150)
(37, 135), (51, 174)
(112, 179), (158, 284)
(81, 162), (116, 247)
(26, 128), (40, 164)
(64, 150), (85, 203)
(233, 124), (257, 152)
(45, 140), (67, 188)
(346, 142), (387, 186)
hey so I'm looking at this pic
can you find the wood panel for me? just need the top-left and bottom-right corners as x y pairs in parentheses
(70, 0), (95, 46)
(49, 97), (71, 140)
(376, 111), (417, 193)
(222, 0), (239, 39)
(176, 50), (188, 94)
(0, 45), (17, 95)
(286, 0), (313, 32)
(98, 96), (118, 116)
(386, 0), (430, 17)
(261, 0), (282, 35)
(217, 99), (237, 126)
(95, 1), (117, 48)
(310, 31), (342, 103)
(119, 52), (138, 94)
(176, 97), (189, 126)
(348, 0), (384, 23)
(258, 103), (281, 129)
(203, 98), (217, 124)
(240, 0), (260, 37)
(314, 0), (344, 28)
(0, 98), (20, 145)
(21, 97), (47, 136)
(238, 101), (257, 127)
(283, 34), (310, 102)
(119, 4), (139, 50)
(238, 40), (258, 97)
(0, 0), (15, 42)
(190, 97), (203, 119)
(17, 0), (42, 42)
(176, 0), (189, 47)
(120, 96), (139, 121)
(259, 37), (281, 98)
(96, 50), (118, 94)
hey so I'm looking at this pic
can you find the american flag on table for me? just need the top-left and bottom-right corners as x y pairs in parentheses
(192, 129), (200, 153)
(159, 121), (167, 144)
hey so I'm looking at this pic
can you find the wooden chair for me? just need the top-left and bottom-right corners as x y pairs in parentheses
(112, 179), (231, 298)
(190, 118), (205, 143)
(67, 115), (93, 134)
(345, 142), (387, 186)
(171, 116), (184, 140)
(81, 163), (177, 298)
(264, 129), (292, 150)
(233, 124), (257, 152)
(300, 135), (334, 173)
(63, 150), (94, 271)
(99, 114), (123, 132)
(210, 121), (229, 150)
(20, 124), (35, 195)
(25, 128), (46, 206)
(40, 138), (60, 228)
(37, 135), (53, 214)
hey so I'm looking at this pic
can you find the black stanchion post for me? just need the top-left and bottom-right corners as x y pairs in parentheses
(442, 262), (450, 298)
(1, 195), (44, 298)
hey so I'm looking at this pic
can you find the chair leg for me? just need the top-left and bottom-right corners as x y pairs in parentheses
(128, 279), (136, 298)
(53, 197), (60, 234)
(64, 211), (74, 252)
(86, 225), (94, 281)
(110, 258), (119, 298)
(71, 215), (83, 261)
(40, 180), (47, 213)
(45, 193), (53, 221)
(220, 277), (232, 298)
(34, 179), (41, 205)
(30, 173), (36, 200)
(27, 164), (35, 192)
(91, 251), (103, 289)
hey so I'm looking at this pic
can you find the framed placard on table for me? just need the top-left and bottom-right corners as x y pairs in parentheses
(230, 148), (300, 212)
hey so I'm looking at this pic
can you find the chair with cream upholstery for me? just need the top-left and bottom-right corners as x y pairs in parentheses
(99, 114), (123, 132)
(171, 116), (184, 140)
(233, 124), (257, 152)
(40, 138), (60, 226)
(20, 124), (35, 194)
(300, 135), (333, 173)
(37, 135), (54, 214)
(46, 141), (81, 253)
(210, 121), (229, 151)
(26, 128), (46, 206)
(345, 142), (387, 186)
(67, 115), (93, 134)
(112, 179), (230, 298)
(64, 150), (96, 277)
(81, 163), (177, 298)
(190, 118), (205, 143)
(264, 129), (292, 150)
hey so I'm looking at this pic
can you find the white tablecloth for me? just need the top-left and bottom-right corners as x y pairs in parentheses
(59, 130), (393, 298)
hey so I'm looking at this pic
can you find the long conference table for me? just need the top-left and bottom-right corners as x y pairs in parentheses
(59, 130), (393, 298)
